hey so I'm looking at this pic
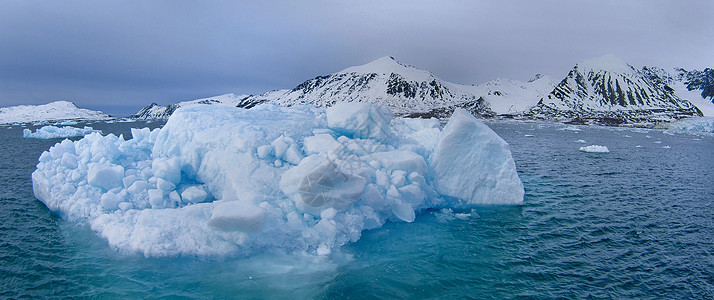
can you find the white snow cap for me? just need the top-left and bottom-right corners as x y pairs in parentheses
(339, 56), (434, 82)
(32, 102), (523, 257)
(577, 55), (634, 74)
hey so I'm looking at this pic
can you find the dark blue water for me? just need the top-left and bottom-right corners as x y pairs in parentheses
(1, 121), (712, 298)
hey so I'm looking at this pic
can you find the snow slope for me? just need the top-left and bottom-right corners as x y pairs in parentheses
(470, 74), (555, 115)
(32, 103), (523, 257)
(0, 101), (112, 124)
(132, 93), (251, 119)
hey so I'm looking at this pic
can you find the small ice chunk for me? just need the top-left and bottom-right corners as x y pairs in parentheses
(60, 153), (78, 169)
(181, 186), (208, 204)
(87, 164), (124, 190)
(256, 145), (272, 159)
(122, 175), (138, 189)
(152, 157), (181, 185)
(280, 154), (366, 213)
(271, 136), (290, 159)
(283, 144), (303, 165)
(579, 145), (609, 153)
(207, 201), (265, 234)
(169, 190), (181, 204)
(320, 207), (338, 220)
(118, 202), (132, 211)
(303, 134), (340, 154)
(156, 177), (176, 191)
(454, 213), (471, 220)
(127, 180), (149, 195)
(371, 150), (427, 175)
(390, 170), (407, 187)
(148, 189), (164, 207)
(390, 198), (415, 222)
(100, 192), (122, 210)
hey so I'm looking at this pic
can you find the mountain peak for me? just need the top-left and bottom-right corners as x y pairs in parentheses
(577, 55), (634, 74)
(340, 56), (417, 74)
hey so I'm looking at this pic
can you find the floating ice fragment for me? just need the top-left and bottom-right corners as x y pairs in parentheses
(23, 125), (100, 139)
(579, 145), (610, 153)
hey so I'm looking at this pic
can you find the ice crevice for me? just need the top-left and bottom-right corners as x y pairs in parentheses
(32, 103), (524, 257)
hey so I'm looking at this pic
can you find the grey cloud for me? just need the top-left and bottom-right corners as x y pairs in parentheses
(0, 0), (712, 116)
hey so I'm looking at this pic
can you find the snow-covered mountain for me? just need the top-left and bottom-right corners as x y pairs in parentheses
(0, 101), (112, 124)
(527, 55), (702, 125)
(469, 74), (556, 115)
(132, 93), (251, 119)
(134, 57), (554, 119)
(243, 56), (484, 115)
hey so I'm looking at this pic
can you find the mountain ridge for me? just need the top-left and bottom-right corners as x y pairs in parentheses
(131, 56), (712, 126)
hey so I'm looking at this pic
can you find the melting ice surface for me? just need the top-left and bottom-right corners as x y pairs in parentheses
(23, 125), (100, 139)
(31, 103), (523, 257)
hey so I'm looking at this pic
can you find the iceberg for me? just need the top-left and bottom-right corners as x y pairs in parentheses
(23, 125), (100, 139)
(579, 145), (610, 153)
(32, 103), (523, 257)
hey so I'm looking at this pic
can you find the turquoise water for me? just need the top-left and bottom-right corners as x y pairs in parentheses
(1, 121), (712, 298)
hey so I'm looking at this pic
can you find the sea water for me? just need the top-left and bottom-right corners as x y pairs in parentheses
(0, 120), (712, 298)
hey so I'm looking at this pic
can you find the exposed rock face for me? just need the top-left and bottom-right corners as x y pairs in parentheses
(526, 55), (701, 125)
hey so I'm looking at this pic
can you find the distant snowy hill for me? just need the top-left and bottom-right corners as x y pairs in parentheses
(527, 55), (702, 125)
(0, 101), (112, 124)
(243, 56), (485, 115)
(132, 93), (251, 119)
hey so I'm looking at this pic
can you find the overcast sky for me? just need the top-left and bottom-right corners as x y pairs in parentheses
(1, 0), (712, 116)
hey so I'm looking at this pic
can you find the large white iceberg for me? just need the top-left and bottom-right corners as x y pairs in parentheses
(32, 103), (523, 257)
